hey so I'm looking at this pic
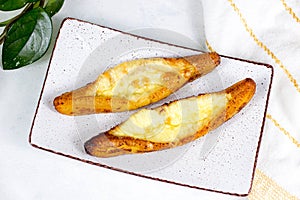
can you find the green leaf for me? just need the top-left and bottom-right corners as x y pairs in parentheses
(0, 0), (38, 11)
(44, 0), (64, 17)
(2, 7), (52, 70)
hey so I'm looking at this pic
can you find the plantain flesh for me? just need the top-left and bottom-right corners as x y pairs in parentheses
(53, 52), (220, 115)
(84, 78), (256, 158)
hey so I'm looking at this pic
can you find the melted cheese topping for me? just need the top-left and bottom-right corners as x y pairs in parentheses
(109, 93), (229, 143)
(95, 59), (188, 102)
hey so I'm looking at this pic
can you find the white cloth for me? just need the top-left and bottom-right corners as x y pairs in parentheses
(202, 0), (300, 197)
(0, 0), (299, 199)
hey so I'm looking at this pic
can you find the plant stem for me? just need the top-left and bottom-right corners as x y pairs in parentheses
(39, 0), (46, 7)
(0, 3), (33, 45)
(0, 19), (11, 27)
(0, 31), (7, 45)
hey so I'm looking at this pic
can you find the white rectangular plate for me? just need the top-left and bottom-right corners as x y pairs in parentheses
(29, 18), (273, 196)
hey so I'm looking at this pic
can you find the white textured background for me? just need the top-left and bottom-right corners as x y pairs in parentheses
(0, 0), (299, 199)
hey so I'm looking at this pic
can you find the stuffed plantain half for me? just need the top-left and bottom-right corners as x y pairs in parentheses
(84, 78), (256, 158)
(53, 52), (220, 115)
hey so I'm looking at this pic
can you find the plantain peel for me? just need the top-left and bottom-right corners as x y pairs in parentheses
(53, 52), (220, 115)
(84, 78), (256, 158)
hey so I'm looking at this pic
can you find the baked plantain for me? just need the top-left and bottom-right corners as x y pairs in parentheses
(53, 52), (220, 115)
(84, 78), (256, 158)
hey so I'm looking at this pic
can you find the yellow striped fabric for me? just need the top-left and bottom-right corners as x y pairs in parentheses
(280, 0), (300, 23)
(227, 0), (300, 93)
(249, 169), (299, 200)
(266, 114), (300, 148)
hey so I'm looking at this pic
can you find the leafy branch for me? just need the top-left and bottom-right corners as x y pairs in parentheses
(0, 0), (64, 70)
(0, 3), (34, 44)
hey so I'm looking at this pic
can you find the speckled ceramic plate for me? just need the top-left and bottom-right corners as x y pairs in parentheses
(29, 18), (273, 196)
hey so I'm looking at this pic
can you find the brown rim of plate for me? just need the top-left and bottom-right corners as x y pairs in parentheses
(28, 17), (274, 197)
